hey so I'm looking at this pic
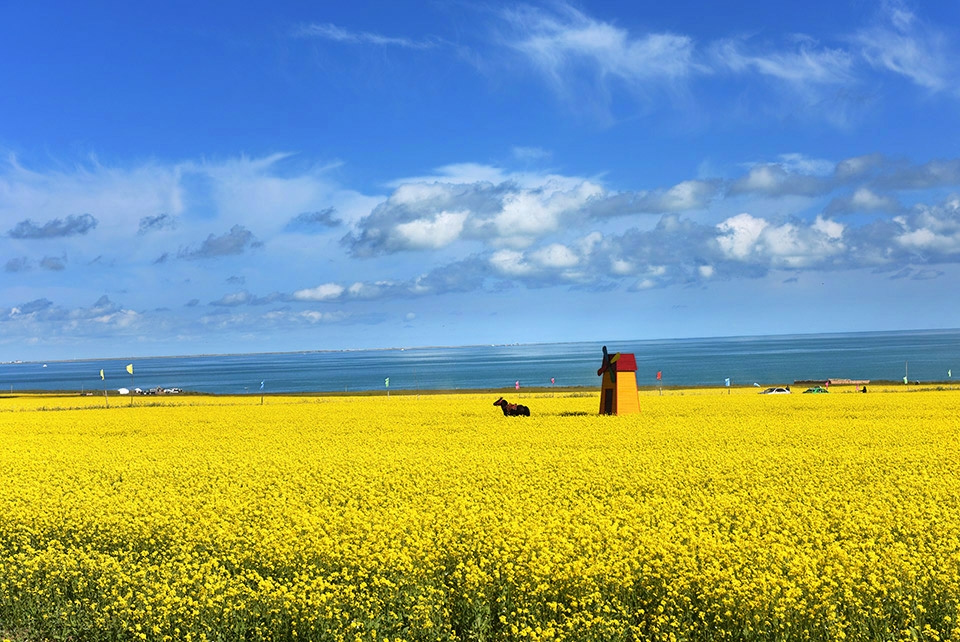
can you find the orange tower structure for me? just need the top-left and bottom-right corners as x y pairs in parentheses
(597, 346), (640, 415)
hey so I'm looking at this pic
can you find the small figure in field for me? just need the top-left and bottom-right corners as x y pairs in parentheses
(494, 397), (530, 417)
(862, 386), (867, 393)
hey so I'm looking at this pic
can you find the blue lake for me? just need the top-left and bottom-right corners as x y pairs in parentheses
(1, 329), (958, 394)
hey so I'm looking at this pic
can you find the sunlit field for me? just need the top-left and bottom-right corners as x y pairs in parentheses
(1, 388), (959, 641)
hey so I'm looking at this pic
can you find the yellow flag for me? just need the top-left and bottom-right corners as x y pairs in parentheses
(99, 369), (104, 380)
(126, 364), (133, 375)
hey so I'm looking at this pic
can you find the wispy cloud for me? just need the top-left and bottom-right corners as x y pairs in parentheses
(296, 23), (439, 50)
(490, 2), (959, 122)
(711, 36), (855, 85)
(853, 2), (954, 91)
(497, 2), (700, 115)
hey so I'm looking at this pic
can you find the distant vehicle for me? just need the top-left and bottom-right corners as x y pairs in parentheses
(759, 387), (791, 394)
(803, 386), (829, 394)
(163, 387), (182, 394)
(134, 387), (143, 394)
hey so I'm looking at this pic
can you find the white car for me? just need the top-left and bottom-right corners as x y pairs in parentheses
(759, 387), (791, 394)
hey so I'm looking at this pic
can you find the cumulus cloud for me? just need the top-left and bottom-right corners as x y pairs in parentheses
(1, 295), (139, 332)
(8, 213), (98, 239)
(343, 169), (719, 256)
(210, 290), (287, 307)
(137, 213), (177, 235)
(177, 225), (263, 260)
(293, 283), (346, 301)
(285, 207), (342, 232)
(728, 153), (960, 200)
(444, 193), (960, 291)
(210, 291), (255, 307)
(728, 164), (828, 197)
(835, 153), (886, 179)
(875, 159), (960, 190)
(825, 187), (902, 215)
(586, 180), (720, 217)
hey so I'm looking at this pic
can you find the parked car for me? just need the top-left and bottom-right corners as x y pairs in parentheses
(803, 386), (829, 394)
(759, 387), (791, 394)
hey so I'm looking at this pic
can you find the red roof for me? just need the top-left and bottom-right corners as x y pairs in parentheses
(613, 353), (637, 372)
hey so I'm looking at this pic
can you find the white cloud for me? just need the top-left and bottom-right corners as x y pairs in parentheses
(530, 243), (579, 268)
(502, 3), (699, 83)
(853, 3), (953, 91)
(812, 215), (845, 240)
(293, 283), (345, 301)
(716, 213), (769, 259)
(712, 37), (854, 84)
(296, 23), (437, 50)
(489, 249), (536, 276)
(394, 211), (468, 249)
(299, 310), (349, 323)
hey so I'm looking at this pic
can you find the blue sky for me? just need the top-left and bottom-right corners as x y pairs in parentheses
(2, 1), (960, 360)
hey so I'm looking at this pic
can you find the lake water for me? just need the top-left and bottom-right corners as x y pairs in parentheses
(1, 329), (958, 394)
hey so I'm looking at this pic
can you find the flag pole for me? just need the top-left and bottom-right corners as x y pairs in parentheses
(102, 370), (108, 408)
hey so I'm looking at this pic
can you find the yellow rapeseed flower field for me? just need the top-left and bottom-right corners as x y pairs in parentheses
(1, 389), (959, 641)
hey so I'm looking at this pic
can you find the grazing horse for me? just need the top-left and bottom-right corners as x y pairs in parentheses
(494, 397), (530, 417)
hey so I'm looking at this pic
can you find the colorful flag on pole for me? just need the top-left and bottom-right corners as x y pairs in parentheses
(753, 382), (760, 387)
(99, 369), (104, 380)
(950, 369), (953, 378)
(903, 376), (908, 384)
(126, 364), (133, 375)
(551, 378), (555, 384)
(260, 381), (264, 390)
(724, 378), (730, 387)
(385, 377), (390, 388)
(515, 381), (520, 390)
(657, 371), (662, 380)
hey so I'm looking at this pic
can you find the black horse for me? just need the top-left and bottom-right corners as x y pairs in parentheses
(494, 397), (530, 417)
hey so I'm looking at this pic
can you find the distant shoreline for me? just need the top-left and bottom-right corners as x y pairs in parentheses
(5, 381), (958, 398)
